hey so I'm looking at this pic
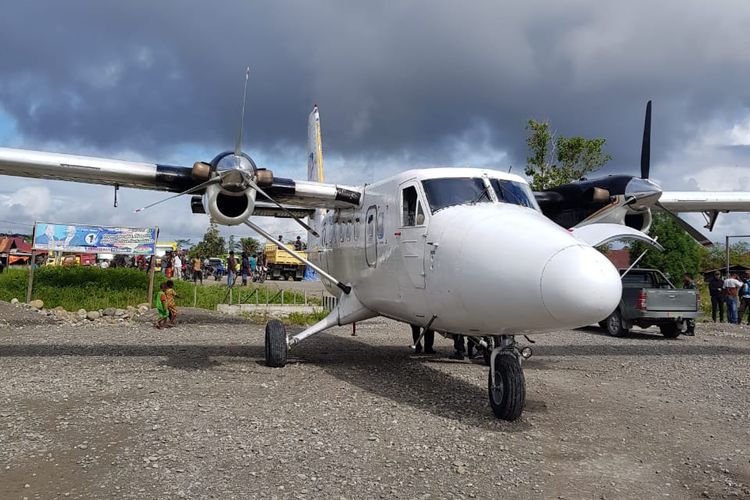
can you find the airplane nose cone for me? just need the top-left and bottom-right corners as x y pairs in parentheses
(540, 245), (622, 325)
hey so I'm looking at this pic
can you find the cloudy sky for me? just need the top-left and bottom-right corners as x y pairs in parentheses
(1, 1), (749, 244)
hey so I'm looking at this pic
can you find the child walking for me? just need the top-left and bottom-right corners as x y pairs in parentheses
(165, 279), (178, 327)
(155, 282), (169, 329)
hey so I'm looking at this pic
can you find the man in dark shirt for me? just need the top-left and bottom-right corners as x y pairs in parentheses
(708, 271), (725, 322)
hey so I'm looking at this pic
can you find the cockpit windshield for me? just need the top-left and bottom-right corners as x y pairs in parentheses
(421, 177), (539, 213)
(421, 178), (490, 213)
(490, 178), (539, 210)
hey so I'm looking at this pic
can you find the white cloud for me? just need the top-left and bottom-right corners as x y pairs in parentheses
(0, 186), (52, 219)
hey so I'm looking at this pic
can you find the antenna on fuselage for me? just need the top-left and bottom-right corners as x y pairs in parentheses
(234, 66), (251, 156)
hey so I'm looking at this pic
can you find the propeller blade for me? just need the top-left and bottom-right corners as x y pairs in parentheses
(246, 178), (320, 237)
(133, 176), (220, 213)
(656, 202), (713, 247)
(640, 100), (652, 179)
(235, 66), (251, 156)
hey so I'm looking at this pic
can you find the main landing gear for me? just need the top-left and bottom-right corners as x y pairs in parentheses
(487, 336), (529, 421)
(265, 320), (288, 367)
(265, 320), (530, 422)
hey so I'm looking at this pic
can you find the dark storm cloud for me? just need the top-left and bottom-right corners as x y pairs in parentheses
(1, 0), (750, 175)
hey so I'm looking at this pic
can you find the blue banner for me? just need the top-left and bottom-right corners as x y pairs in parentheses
(32, 223), (157, 255)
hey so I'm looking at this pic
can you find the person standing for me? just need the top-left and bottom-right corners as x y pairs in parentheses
(249, 253), (257, 279)
(191, 255), (203, 285)
(724, 273), (744, 324)
(294, 236), (304, 251)
(682, 273), (696, 336)
(154, 282), (169, 329)
(410, 324), (435, 354)
(708, 271), (725, 322)
(227, 251), (237, 287)
(739, 271), (750, 325)
(240, 252), (250, 286)
(173, 252), (182, 280)
(449, 334), (466, 360)
(165, 279), (178, 327)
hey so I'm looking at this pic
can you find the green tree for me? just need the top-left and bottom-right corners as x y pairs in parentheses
(699, 241), (750, 271)
(524, 119), (612, 190)
(629, 214), (702, 282)
(240, 236), (261, 255)
(188, 224), (226, 259)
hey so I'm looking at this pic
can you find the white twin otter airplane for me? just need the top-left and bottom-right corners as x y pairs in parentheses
(2, 75), (749, 419)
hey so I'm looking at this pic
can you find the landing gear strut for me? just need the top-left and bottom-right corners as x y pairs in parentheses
(487, 336), (526, 421)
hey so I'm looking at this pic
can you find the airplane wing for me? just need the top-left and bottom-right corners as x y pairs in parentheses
(0, 146), (361, 210)
(657, 191), (750, 213)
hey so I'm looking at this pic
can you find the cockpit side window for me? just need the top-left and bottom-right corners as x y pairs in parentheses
(402, 186), (419, 226)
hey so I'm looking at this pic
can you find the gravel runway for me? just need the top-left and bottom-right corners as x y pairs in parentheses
(1, 302), (749, 499)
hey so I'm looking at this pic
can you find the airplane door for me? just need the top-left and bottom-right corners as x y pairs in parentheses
(365, 205), (377, 267)
(398, 182), (427, 289)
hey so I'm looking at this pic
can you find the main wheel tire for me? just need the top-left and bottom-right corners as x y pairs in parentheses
(488, 352), (525, 421)
(265, 320), (288, 367)
(659, 323), (680, 338)
(606, 309), (629, 337)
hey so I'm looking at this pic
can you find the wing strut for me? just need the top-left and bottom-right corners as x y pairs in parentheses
(242, 219), (351, 294)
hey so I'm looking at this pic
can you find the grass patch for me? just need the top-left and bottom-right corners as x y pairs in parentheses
(286, 309), (329, 326)
(0, 267), (320, 312)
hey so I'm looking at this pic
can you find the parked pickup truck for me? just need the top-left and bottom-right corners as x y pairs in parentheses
(600, 268), (701, 338)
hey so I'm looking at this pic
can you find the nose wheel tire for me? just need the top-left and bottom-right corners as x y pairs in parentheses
(265, 320), (288, 367)
(488, 352), (525, 421)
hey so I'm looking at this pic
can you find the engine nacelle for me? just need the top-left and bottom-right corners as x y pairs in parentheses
(624, 208), (653, 234)
(204, 184), (256, 226)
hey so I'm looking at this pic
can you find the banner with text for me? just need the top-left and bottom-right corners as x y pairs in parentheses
(32, 223), (157, 255)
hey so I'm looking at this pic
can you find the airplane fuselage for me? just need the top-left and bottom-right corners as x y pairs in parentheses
(308, 168), (622, 335)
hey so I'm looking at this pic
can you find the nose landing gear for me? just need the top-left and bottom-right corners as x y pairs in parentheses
(488, 336), (526, 421)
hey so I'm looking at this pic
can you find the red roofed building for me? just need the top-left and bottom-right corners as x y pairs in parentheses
(0, 236), (31, 254)
(605, 248), (630, 269)
(0, 236), (33, 266)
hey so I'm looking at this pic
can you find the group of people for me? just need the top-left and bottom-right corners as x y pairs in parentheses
(708, 270), (750, 325)
(226, 251), (264, 286)
(159, 250), (185, 279)
(410, 326), (484, 360)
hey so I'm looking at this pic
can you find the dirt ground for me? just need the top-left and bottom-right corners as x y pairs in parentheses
(1, 302), (748, 499)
